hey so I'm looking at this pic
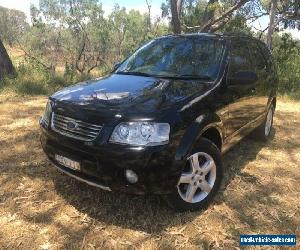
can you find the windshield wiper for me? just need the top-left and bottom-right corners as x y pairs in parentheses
(116, 71), (213, 81)
(171, 74), (213, 80)
(115, 71), (152, 77)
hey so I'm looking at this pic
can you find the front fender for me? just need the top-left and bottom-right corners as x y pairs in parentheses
(174, 113), (223, 161)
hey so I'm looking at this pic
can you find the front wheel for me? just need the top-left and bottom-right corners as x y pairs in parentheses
(166, 138), (223, 212)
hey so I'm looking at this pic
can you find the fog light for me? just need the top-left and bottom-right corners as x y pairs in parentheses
(125, 169), (138, 183)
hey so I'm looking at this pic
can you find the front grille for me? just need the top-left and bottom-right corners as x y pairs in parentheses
(51, 113), (102, 141)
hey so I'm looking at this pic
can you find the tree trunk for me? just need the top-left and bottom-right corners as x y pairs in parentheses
(267, 0), (277, 49)
(145, 0), (152, 33)
(170, 0), (182, 34)
(0, 39), (15, 80)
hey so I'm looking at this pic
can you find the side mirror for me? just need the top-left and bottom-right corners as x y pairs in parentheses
(228, 70), (258, 85)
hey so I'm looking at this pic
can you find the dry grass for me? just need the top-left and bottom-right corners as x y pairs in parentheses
(5, 45), (102, 77)
(0, 94), (299, 249)
(5, 46), (25, 65)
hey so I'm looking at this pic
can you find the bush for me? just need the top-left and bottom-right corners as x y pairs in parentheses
(273, 34), (300, 99)
(0, 61), (91, 95)
(2, 33), (299, 99)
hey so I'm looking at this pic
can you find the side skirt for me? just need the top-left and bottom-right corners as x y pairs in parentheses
(221, 113), (266, 154)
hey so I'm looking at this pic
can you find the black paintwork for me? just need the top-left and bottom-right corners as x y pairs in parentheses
(40, 33), (278, 194)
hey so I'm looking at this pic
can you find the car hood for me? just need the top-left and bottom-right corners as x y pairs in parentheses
(51, 74), (212, 120)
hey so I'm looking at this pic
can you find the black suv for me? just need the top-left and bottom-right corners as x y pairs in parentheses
(40, 33), (277, 211)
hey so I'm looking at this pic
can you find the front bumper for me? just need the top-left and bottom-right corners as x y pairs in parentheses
(50, 159), (112, 191)
(40, 121), (184, 195)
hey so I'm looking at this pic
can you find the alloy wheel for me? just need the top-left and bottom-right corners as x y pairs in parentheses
(265, 107), (273, 136)
(177, 152), (217, 203)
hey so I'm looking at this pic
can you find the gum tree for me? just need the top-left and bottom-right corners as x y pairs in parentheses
(0, 39), (15, 80)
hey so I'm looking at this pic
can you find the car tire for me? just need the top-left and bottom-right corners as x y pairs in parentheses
(253, 104), (275, 141)
(165, 138), (223, 212)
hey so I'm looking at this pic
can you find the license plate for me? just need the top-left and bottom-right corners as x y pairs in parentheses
(55, 154), (80, 171)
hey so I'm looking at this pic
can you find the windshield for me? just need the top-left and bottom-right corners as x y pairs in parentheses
(115, 37), (225, 80)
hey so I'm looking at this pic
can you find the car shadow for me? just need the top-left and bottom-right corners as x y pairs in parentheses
(222, 128), (275, 190)
(52, 130), (270, 234)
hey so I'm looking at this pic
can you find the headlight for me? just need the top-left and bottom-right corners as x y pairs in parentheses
(110, 122), (170, 146)
(42, 100), (52, 125)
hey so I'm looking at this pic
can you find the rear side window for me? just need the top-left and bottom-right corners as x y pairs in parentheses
(228, 39), (253, 77)
(248, 42), (268, 71)
(258, 42), (276, 73)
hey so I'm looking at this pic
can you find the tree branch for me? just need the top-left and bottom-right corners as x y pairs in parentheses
(247, 12), (269, 24)
(210, 16), (231, 32)
(16, 39), (53, 71)
(145, 0), (152, 31)
(200, 0), (250, 32)
(75, 34), (87, 74)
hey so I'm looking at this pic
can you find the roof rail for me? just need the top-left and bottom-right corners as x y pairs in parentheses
(221, 32), (254, 38)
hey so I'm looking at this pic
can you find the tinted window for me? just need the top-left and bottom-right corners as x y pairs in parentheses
(116, 37), (225, 79)
(194, 39), (225, 78)
(228, 39), (253, 77)
(248, 42), (267, 71)
(257, 42), (274, 72)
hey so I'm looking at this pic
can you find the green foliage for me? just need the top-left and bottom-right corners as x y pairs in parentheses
(0, 1), (168, 96)
(21, 1), (168, 76)
(181, 0), (207, 31)
(161, 0), (264, 33)
(220, 14), (252, 34)
(0, 0), (299, 99)
(0, 6), (28, 46)
(273, 33), (300, 99)
(0, 61), (88, 95)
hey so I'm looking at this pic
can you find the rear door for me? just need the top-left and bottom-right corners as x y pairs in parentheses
(247, 41), (270, 117)
(225, 38), (257, 136)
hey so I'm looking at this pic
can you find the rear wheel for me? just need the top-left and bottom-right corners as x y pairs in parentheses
(253, 104), (274, 141)
(166, 138), (223, 212)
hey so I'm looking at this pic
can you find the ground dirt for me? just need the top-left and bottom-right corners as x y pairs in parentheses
(0, 94), (299, 249)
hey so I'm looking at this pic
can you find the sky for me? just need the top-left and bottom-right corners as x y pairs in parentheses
(0, 0), (299, 39)
(0, 0), (38, 17)
(0, 0), (164, 18)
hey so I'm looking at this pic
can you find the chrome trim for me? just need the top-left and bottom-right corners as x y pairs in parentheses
(51, 162), (112, 191)
(51, 113), (102, 141)
(40, 117), (49, 128)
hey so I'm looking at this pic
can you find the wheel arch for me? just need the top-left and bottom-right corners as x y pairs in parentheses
(200, 126), (223, 151)
(174, 113), (224, 161)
